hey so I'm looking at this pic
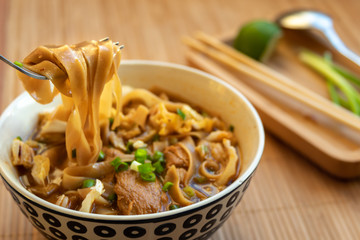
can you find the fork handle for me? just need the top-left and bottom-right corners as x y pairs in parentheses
(0, 54), (47, 80)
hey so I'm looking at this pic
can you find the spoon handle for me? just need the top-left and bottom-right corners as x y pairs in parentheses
(322, 27), (360, 66)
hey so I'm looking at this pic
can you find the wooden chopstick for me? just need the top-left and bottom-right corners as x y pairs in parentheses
(182, 34), (360, 132)
(194, 32), (342, 105)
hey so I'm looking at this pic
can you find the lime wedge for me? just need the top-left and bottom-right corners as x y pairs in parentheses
(233, 20), (282, 62)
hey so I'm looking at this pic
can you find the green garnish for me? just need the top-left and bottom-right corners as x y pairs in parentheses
(169, 204), (180, 210)
(300, 50), (360, 115)
(138, 162), (155, 174)
(183, 186), (195, 198)
(72, 149), (77, 158)
(152, 133), (160, 142)
(125, 141), (134, 153)
(169, 137), (178, 145)
(229, 124), (235, 132)
(97, 150), (105, 162)
(153, 161), (164, 174)
(162, 182), (174, 192)
(201, 145), (208, 154)
(14, 61), (23, 67)
(201, 111), (209, 117)
(109, 117), (114, 126)
(111, 157), (129, 172)
(177, 108), (186, 120)
(135, 148), (147, 164)
(138, 162), (156, 182)
(108, 193), (117, 202)
(152, 151), (164, 162)
(140, 172), (156, 182)
(82, 179), (96, 188)
(16, 136), (22, 141)
(194, 176), (208, 184)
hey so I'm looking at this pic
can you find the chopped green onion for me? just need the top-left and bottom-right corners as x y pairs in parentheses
(82, 179), (96, 188)
(183, 186), (195, 198)
(201, 145), (208, 154)
(201, 111), (209, 117)
(140, 172), (156, 182)
(72, 149), (76, 158)
(162, 182), (174, 192)
(153, 151), (164, 162)
(169, 204), (180, 210)
(153, 161), (164, 174)
(138, 162), (155, 175)
(152, 133), (160, 142)
(14, 61), (23, 67)
(169, 137), (178, 145)
(16, 136), (22, 141)
(177, 108), (186, 120)
(125, 141), (134, 153)
(97, 150), (105, 162)
(130, 161), (142, 172)
(229, 125), (235, 132)
(194, 176), (208, 184)
(117, 162), (128, 172)
(109, 117), (114, 126)
(111, 157), (129, 172)
(135, 148), (147, 163)
(138, 162), (156, 182)
(108, 193), (117, 202)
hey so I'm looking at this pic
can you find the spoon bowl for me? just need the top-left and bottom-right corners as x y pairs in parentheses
(276, 10), (360, 66)
(276, 10), (333, 31)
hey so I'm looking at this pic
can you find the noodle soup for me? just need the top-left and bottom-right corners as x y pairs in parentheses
(10, 39), (241, 215)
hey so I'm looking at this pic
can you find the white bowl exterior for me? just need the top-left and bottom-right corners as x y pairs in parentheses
(0, 60), (264, 239)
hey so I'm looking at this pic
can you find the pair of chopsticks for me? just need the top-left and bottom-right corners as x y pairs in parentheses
(183, 32), (360, 132)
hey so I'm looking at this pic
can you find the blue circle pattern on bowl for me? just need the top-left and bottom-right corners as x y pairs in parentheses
(1, 172), (253, 240)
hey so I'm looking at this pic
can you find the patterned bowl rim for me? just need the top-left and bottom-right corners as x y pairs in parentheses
(0, 59), (265, 223)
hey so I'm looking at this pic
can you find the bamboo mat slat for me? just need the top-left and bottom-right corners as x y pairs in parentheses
(1, 0), (360, 239)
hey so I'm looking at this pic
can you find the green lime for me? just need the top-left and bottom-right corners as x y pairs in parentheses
(233, 20), (282, 62)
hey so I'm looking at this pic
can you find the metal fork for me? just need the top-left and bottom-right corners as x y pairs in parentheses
(0, 38), (124, 80)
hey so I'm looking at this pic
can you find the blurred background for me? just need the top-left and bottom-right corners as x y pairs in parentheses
(0, 0), (360, 239)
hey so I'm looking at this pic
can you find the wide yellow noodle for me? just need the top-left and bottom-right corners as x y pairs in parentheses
(11, 39), (241, 214)
(17, 40), (122, 166)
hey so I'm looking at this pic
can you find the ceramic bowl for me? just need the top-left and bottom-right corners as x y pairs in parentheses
(0, 60), (264, 240)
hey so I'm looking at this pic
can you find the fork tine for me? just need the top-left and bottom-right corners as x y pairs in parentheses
(99, 39), (123, 49)
(99, 37), (109, 42)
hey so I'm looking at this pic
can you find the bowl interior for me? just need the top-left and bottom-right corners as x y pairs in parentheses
(119, 60), (263, 177)
(0, 60), (264, 219)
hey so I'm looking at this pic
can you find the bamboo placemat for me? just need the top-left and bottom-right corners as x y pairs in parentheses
(1, 0), (360, 239)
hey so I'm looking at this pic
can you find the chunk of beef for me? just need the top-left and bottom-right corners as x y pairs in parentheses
(164, 144), (189, 170)
(114, 170), (167, 215)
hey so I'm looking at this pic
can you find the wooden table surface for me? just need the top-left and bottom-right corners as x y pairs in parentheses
(1, 0), (360, 239)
